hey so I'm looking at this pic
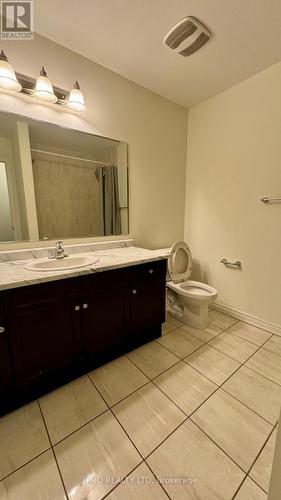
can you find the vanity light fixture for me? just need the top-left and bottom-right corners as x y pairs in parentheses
(0, 50), (22, 92)
(67, 81), (86, 112)
(0, 49), (87, 112)
(34, 66), (57, 103)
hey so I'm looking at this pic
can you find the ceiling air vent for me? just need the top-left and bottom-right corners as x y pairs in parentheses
(164, 16), (212, 57)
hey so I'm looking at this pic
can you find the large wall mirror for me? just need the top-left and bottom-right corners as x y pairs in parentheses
(0, 111), (129, 243)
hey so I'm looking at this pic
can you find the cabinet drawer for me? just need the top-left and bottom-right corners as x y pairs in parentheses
(131, 260), (167, 285)
(3, 278), (81, 315)
(4, 268), (130, 315)
(82, 267), (129, 293)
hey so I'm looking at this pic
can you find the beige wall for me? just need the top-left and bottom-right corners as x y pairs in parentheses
(0, 34), (187, 250)
(185, 62), (281, 328)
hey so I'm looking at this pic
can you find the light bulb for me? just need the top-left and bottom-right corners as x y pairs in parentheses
(34, 67), (57, 103)
(0, 50), (22, 92)
(68, 81), (86, 111)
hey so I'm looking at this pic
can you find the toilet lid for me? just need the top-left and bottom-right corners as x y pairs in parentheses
(168, 241), (192, 282)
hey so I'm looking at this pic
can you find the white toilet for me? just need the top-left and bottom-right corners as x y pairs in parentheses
(167, 241), (218, 329)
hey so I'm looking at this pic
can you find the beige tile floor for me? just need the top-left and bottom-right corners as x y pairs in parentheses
(0, 310), (280, 499)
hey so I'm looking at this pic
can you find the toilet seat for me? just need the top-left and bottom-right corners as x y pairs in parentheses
(167, 280), (218, 303)
(168, 241), (192, 283)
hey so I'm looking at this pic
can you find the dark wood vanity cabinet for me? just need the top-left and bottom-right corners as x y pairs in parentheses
(0, 259), (166, 414)
(130, 262), (166, 342)
(0, 296), (14, 407)
(81, 287), (130, 364)
(79, 267), (131, 366)
(8, 299), (83, 399)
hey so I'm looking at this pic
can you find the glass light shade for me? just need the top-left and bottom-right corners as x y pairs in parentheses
(68, 85), (86, 111)
(0, 59), (22, 92)
(34, 74), (57, 103)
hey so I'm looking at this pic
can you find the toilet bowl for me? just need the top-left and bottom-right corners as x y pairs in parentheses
(167, 241), (218, 329)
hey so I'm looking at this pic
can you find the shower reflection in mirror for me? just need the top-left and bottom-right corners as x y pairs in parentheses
(0, 111), (129, 243)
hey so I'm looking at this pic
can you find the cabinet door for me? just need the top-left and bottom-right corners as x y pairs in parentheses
(130, 261), (166, 342)
(0, 324), (14, 414)
(81, 287), (130, 367)
(130, 281), (165, 337)
(0, 294), (14, 414)
(9, 299), (83, 398)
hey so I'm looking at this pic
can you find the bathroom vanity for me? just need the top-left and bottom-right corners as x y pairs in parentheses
(0, 109), (168, 415)
(0, 249), (167, 416)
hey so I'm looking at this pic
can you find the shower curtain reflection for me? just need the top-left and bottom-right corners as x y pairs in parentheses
(95, 165), (121, 236)
(32, 152), (99, 239)
(32, 151), (122, 239)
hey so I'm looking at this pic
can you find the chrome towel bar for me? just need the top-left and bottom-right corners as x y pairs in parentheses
(221, 258), (242, 268)
(261, 197), (281, 204)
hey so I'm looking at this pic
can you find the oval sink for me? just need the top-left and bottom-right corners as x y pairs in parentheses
(25, 254), (99, 272)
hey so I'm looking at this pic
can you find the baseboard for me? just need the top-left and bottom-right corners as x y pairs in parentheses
(212, 302), (281, 336)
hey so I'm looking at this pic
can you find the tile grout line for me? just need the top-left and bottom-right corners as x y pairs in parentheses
(0, 446), (53, 483)
(159, 317), (266, 367)
(88, 367), (201, 500)
(0, 314), (277, 493)
(220, 385), (278, 426)
(87, 373), (148, 459)
(124, 322), (277, 438)
(121, 353), (250, 474)
(155, 337), (204, 359)
(42, 405), (110, 448)
(86, 373), (155, 500)
(187, 328), (276, 411)
(186, 331), (278, 479)
(123, 355), (190, 417)
(246, 475), (268, 495)
(231, 440), (272, 500)
(230, 475), (249, 500)
(210, 321), (272, 347)
(114, 320), (277, 485)
(37, 399), (70, 500)
(240, 364), (281, 388)
(246, 423), (277, 480)
(99, 461), (146, 500)
(108, 379), (152, 410)
(125, 352), (183, 382)
(128, 321), (278, 426)
(174, 320), (238, 344)
(123, 319), (280, 494)
(122, 316), (277, 401)
(183, 332), (275, 390)
(144, 460), (173, 500)
(188, 418), (247, 475)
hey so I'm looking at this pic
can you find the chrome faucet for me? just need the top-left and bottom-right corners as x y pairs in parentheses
(49, 241), (68, 260)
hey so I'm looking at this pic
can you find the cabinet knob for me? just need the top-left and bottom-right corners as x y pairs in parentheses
(74, 305), (80, 311)
(83, 303), (88, 309)
(132, 289), (137, 295)
(0, 326), (5, 334)
(149, 269), (154, 274)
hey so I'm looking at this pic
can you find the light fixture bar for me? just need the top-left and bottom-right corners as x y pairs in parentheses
(0, 49), (86, 112)
(17, 72), (67, 101)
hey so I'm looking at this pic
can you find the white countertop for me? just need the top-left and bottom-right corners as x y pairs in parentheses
(0, 246), (169, 291)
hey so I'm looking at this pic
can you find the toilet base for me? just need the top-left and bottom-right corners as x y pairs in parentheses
(183, 303), (210, 329)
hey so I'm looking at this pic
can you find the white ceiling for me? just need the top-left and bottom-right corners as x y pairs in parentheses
(35, 0), (281, 108)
